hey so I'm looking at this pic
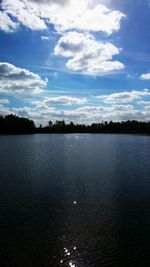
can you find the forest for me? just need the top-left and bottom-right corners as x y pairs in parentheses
(0, 114), (150, 134)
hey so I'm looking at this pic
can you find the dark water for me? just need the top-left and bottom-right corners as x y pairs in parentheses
(0, 134), (150, 267)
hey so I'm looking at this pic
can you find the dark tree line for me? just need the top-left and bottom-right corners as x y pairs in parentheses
(39, 119), (150, 134)
(0, 114), (35, 134)
(0, 114), (150, 134)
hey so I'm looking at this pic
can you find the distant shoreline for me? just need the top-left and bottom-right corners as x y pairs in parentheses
(0, 114), (150, 135)
(0, 132), (150, 136)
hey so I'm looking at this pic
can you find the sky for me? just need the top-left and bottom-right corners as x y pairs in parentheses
(0, 0), (150, 125)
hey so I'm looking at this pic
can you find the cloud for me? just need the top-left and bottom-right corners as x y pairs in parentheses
(138, 100), (150, 106)
(0, 11), (19, 32)
(0, 1), (125, 76)
(45, 105), (150, 123)
(29, 0), (69, 5)
(5, 104), (149, 125)
(0, 107), (10, 116)
(12, 106), (53, 118)
(41, 36), (50, 40)
(0, 62), (48, 94)
(32, 96), (87, 107)
(97, 89), (150, 103)
(112, 104), (134, 111)
(140, 73), (150, 80)
(1, 0), (125, 34)
(0, 99), (10, 115)
(11, 106), (55, 125)
(0, 99), (10, 105)
(144, 106), (150, 111)
(54, 31), (124, 75)
(76, 105), (104, 112)
(1, 93), (150, 124)
(1, 0), (47, 31)
(46, 0), (125, 34)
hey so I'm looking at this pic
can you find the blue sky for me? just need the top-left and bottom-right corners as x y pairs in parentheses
(0, 0), (150, 125)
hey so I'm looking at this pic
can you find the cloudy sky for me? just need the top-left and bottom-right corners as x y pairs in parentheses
(0, 0), (150, 125)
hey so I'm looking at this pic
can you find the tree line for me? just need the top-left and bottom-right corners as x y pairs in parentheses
(0, 114), (35, 134)
(0, 114), (150, 134)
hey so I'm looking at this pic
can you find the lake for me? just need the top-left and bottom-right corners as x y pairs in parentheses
(0, 134), (150, 267)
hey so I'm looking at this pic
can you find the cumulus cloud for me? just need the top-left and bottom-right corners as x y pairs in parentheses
(138, 100), (150, 106)
(97, 89), (150, 103)
(29, 0), (69, 5)
(2, 94), (150, 124)
(54, 31), (124, 75)
(0, 0), (125, 76)
(41, 36), (50, 40)
(10, 106), (55, 125)
(76, 105), (104, 112)
(45, 105), (150, 123)
(140, 73), (150, 80)
(46, 0), (125, 34)
(0, 99), (10, 115)
(0, 11), (19, 32)
(0, 62), (48, 94)
(0, 99), (10, 105)
(144, 106), (150, 111)
(4, 104), (148, 124)
(112, 104), (134, 111)
(1, 0), (125, 34)
(12, 106), (54, 119)
(1, 0), (47, 31)
(0, 107), (10, 116)
(32, 96), (87, 107)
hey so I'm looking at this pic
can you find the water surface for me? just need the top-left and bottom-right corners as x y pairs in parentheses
(0, 134), (150, 266)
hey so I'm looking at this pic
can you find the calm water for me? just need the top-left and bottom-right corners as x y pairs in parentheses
(0, 134), (150, 267)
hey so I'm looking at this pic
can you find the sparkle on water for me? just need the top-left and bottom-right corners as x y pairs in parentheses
(60, 246), (77, 266)
(0, 134), (150, 266)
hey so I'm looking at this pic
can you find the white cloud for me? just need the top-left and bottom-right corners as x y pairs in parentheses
(12, 107), (37, 118)
(0, 99), (10, 105)
(144, 106), (150, 111)
(140, 73), (150, 80)
(76, 105), (104, 112)
(112, 104), (134, 111)
(1, 96), (150, 124)
(54, 31), (124, 75)
(1, 0), (125, 34)
(0, 11), (19, 32)
(46, 105), (150, 123)
(29, 0), (69, 5)
(0, 107), (10, 116)
(32, 96), (87, 107)
(11, 106), (55, 125)
(12, 106), (53, 118)
(138, 100), (150, 106)
(41, 36), (50, 40)
(97, 89), (150, 103)
(1, 0), (47, 31)
(46, 0), (125, 34)
(0, 1), (125, 76)
(0, 62), (48, 94)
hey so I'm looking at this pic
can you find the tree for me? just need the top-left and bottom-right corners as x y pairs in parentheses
(48, 120), (53, 127)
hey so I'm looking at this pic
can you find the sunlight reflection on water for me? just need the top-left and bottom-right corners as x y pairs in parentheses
(59, 246), (78, 266)
(0, 134), (150, 266)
